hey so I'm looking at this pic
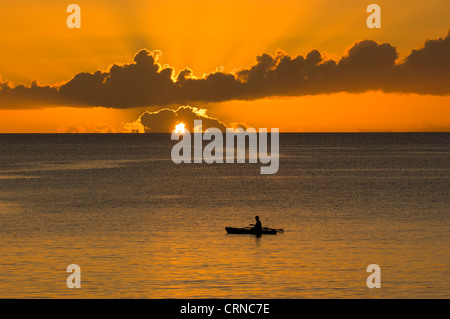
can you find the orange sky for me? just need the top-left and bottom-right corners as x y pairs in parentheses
(0, 0), (449, 132)
(1, 93), (449, 133)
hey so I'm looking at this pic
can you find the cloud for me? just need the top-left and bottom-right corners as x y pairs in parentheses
(127, 105), (227, 133)
(0, 79), (61, 108)
(57, 123), (115, 133)
(1, 30), (449, 109)
(396, 31), (450, 94)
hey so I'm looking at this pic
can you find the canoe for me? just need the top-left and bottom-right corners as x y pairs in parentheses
(225, 227), (278, 235)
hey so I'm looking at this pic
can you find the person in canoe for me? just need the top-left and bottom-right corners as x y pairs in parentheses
(251, 216), (262, 234)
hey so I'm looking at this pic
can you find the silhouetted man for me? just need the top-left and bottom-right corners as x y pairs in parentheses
(253, 216), (262, 233)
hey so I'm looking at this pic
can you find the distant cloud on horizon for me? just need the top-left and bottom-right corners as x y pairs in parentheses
(124, 106), (228, 133)
(1, 29), (449, 109)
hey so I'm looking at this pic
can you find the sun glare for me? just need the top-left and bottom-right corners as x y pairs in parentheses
(174, 122), (186, 134)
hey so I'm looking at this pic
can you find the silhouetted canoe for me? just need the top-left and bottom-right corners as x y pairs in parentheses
(225, 227), (278, 235)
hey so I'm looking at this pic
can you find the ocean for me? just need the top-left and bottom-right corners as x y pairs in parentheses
(0, 133), (449, 298)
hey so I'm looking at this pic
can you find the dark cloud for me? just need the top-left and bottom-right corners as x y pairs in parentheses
(58, 50), (177, 107)
(136, 106), (227, 133)
(1, 30), (449, 109)
(396, 32), (450, 95)
(0, 79), (61, 108)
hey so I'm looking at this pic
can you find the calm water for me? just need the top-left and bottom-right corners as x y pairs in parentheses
(0, 133), (449, 298)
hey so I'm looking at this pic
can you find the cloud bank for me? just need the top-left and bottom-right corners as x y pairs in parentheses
(131, 106), (228, 133)
(1, 30), (449, 109)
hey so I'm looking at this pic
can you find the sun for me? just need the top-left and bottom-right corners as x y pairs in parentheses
(174, 122), (186, 134)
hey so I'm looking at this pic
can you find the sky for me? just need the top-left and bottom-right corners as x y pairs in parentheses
(0, 0), (449, 132)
